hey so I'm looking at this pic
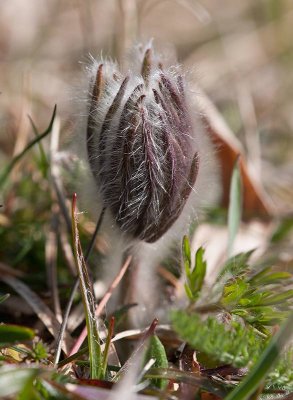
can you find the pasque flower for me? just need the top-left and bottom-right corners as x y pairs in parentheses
(86, 45), (199, 243)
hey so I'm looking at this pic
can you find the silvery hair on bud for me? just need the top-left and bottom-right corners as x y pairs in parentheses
(74, 42), (218, 326)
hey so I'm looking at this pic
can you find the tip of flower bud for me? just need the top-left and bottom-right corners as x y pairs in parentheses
(141, 48), (152, 85)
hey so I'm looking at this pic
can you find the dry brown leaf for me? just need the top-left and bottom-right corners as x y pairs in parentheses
(198, 89), (272, 220)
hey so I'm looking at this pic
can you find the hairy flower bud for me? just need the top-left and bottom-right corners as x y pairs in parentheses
(86, 46), (199, 243)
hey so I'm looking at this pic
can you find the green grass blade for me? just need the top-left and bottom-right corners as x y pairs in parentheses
(182, 235), (192, 278)
(225, 311), (293, 400)
(101, 316), (115, 378)
(0, 294), (10, 304)
(71, 193), (103, 379)
(0, 105), (56, 188)
(57, 346), (89, 368)
(227, 156), (242, 257)
(28, 115), (50, 178)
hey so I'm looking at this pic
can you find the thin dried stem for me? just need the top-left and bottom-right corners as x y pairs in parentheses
(53, 206), (106, 366)
(68, 254), (132, 356)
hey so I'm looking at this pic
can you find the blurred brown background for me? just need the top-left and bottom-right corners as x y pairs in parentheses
(0, 0), (292, 213)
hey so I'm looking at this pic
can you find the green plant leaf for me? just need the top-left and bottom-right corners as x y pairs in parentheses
(216, 251), (253, 283)
(17, 378), (41, 400)
(221, 278), (250, 308)
(227, 156), (242, 257)
(249, 269), (292, 286)
(271, 216), (293, 243)
(31, 341), (49, 362)
(171, 310), (264, 368)
(257, 290), (293, 306)
(0, 324), (35, 346)
(225, 311), (293, 400)
(267, 347), (293, 391)
(0, 366), (40, 397)
(184, 283), (194, 301)
(218, 257), (292, 329)
(182, 235), (192, 277)
(192, 247), (206, 294)
(144, 335), (168, 389)
(182, 236), (206, 302)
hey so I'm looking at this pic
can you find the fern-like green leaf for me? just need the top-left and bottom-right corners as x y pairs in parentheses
(171, 310), (265, 368)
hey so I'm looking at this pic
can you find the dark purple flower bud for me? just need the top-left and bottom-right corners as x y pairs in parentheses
(86, 46), (199, 243)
